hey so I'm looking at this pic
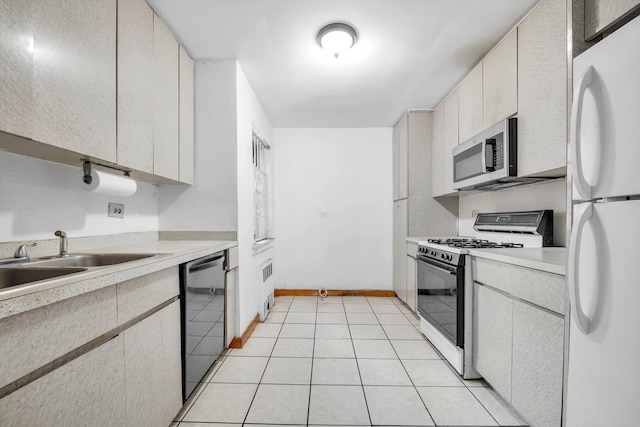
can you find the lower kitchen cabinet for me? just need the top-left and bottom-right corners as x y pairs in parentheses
(225, 267), (238, 347)
(393, 199), (408, 303)
(512, 300), (564, 427)
(472, 256), (565, 427)
(0, 336), (127, 426)
(405, 254), (416, 312)
(124, 300), (182, 427)
(474, 284), (513, 401)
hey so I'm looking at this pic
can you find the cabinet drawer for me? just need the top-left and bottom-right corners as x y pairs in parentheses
(472, 257), (565, 315)
(116, 266), (179, 324)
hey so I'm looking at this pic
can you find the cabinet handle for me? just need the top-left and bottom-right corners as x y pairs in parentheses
(570, 65), (594, 200)
(568, 202), (593, 334)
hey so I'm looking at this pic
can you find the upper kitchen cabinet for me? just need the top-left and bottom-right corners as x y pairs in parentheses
(0, 2), (34, 139)
(458, 63), (483, 144)
(517, 0), (567, 177)
(393, 112), (408, 201)
(0, 0), (117, 162)
(431, 102), (445, 197)
(153, 14), (180, 181)
(483, 29), (517, 129)
(117, 0), (154, 174)
(179, 46), (195, 185)
(442, 89), (459, 195)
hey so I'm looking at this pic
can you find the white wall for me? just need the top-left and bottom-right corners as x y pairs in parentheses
(273, 128), (393, 290)
(159, 60), (238, 231)
(458, 178), (567, 246)
(235, 64), (275, 331)
(0, 151), (158, 242)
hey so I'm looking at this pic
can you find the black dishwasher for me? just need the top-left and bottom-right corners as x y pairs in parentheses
(180, 251), (226, 401)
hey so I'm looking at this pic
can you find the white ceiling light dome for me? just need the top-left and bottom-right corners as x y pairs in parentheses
(316, 22), (358, 58)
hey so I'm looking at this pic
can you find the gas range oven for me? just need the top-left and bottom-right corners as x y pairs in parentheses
(416, 210), (553, 379)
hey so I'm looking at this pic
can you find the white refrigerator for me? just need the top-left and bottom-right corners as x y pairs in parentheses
(566, 15), (640, 427)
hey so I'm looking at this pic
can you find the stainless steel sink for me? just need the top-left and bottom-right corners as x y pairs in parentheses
(32, 253), (160, 268)
(0, 267), (87, 290)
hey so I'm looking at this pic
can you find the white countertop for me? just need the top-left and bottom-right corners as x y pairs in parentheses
(0, 240), (237, 319)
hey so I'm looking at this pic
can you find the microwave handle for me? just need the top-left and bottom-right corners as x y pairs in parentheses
(481, 140), (487, 172)
(485, 139), (496, 171)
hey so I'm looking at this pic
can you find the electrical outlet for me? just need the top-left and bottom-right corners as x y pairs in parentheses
(108, 202), (124, 218)
(472, 209), (479, 218)
(320, 211), (329, 219)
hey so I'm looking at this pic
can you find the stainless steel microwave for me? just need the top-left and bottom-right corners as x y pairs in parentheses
(452, 118), (517, 190)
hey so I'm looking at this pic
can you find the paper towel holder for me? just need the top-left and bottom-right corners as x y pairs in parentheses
(82, 160), (131, 185)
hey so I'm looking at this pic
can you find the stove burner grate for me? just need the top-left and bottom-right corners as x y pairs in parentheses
(427, 238), (524, 249)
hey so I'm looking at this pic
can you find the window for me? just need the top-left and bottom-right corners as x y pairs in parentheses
(253, 131), (271, 242)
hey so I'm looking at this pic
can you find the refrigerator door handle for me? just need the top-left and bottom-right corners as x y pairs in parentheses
(568, 202), (593, 334)
(570, 65), (595, 200)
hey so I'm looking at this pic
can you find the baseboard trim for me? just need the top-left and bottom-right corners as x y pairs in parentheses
(229, 313), (260, 348)
(274, 289), (397, 297)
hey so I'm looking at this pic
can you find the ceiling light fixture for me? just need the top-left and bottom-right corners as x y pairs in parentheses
(316, 22), (358, 58)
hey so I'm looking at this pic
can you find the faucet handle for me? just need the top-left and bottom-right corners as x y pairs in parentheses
(15, 242), (37, 258)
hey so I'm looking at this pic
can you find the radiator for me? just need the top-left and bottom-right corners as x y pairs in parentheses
(259, 259), (274, 321)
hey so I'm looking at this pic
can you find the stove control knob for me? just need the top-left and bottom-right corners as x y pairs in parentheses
(441, 254), (445, 259)
(447, 254), (452, 261)
(430, 250), (436, 256)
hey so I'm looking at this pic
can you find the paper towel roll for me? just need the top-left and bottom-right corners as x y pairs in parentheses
(79, 169), (137, 197)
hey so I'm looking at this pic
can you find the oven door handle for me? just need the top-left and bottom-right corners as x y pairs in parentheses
(416, 257), (457, 275)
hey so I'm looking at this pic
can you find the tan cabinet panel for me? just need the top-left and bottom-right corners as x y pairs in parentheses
(124, 301), (182, 427)
(431, 102), (445, 197)
(483, 29), (518, 129)
(179, 46), (195, 184)
(512, 301), (564, 427)
(442, 90), (459, 195)
(0, 336), (126, 426)
(226, 267), (238, 347)
(31, 0), (117, 162)
(117, 0), (154, 173)
(517, 0), (567, 177)
(406, 255), (416, 312)
(393, 199), (408, 303)
(474, 284), (512, 402)
(407, 110), (432, 197)
(0, 1), (34, 138)
(153, 14), (179, 180)
(458, 63), (483, 143)
(397, 112), (408, 200)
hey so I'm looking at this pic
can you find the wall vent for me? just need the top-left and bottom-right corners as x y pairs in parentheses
(262, 263), (273, 282)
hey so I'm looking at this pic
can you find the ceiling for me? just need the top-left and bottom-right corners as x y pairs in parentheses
(147, 0), (538, 128)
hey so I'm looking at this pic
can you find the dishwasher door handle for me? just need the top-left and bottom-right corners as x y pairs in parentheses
(188, 254), (225, 273)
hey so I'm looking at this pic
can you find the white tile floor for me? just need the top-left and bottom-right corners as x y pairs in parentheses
(174, 296), (527, 427)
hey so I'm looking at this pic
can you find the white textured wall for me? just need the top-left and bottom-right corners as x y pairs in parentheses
(273, 128), (393, 290)
(0, 151), (158, 242)
(159, 60), (238, 231)
(458, 178), (568, 246)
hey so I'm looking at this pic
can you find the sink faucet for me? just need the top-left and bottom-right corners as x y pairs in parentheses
(55, 230), (69, 258)
(0, 242), (36, 265)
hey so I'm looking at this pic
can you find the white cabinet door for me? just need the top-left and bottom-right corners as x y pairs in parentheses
(124, 301), (182, 427)
(153, 14), (179, 181)
(225, 268), (238, 347)
(397, 113), (408, 200)
(0, 337), (126, 426)
(442, 90), (459, 195)
(393, 200), (408, 303)
(32, 0), (117, 162)
(179, 46), (195, 184)
(406, 255), (416, 312)
(458, 63), (483, 143)
(431, 102), (445, 197)
(117, 0), (154, 173)
(572, 15), (640, 200)
(517, 0), (567, 177)
(0, 1), (33, 139)
(474, 284), (512, 402)
(483, 29), (517, 129)
(512, 300), (563, 427)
